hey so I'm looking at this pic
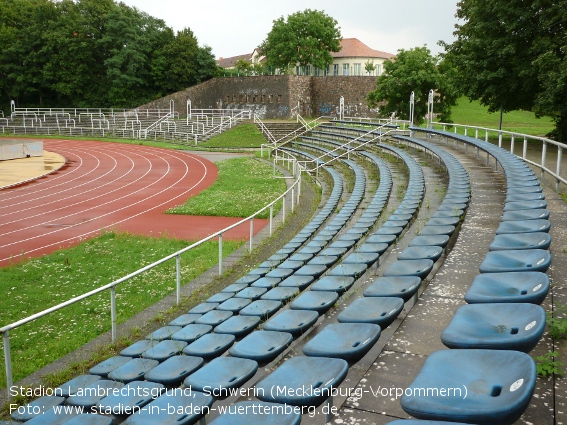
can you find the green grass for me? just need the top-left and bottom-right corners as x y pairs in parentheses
(167, 157), (287, 219)
(199, 123), (267, 148)
(450, 97), (554, 137)
(0, 231), (243, 387)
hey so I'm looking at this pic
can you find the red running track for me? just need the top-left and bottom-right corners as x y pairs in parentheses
(0, 140), (267, 268)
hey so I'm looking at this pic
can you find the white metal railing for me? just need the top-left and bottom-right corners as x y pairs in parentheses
(292, 126), (399, 176)
(1, 159), (303, 394)
(428, 122), (567, 194)
(141, 112), (174, 139)
(254, 114), (277, 145)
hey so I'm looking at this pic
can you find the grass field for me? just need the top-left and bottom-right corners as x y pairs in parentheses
(167, 156), (287, 219)
(450, 97), (554, 137)
(199, 123), (266, 148)
(0, 232), (243, 387)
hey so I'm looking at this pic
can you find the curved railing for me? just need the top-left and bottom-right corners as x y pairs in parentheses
(1, 159), (304, 394)
(429, 122), (567, 193)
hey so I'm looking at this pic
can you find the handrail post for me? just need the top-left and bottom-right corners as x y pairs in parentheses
(110, 287), (117, 343)
(269, 206), (273, 235)
(498, 131), (502, 147)
(176, 254), (181, 306)
(4, 331), (13, 397)
(291, 188), (295, 212)
(523, 137), (528, 160)
(541, 141), (547, 182)
(249, 218), (254, 252)
(218, 234), (223, 276)
(556, 146), (563, 194)
(282, 197), (286, 223)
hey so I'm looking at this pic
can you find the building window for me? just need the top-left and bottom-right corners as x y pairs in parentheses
(324, 66), (330, 76)
(354, 63), (361, 76)
(305, 65), (311, 76)
(314, 68), (320, 76)
(333, 64), (339, 76)
(376, 64), (382, 76)
(342, 63), (349, 76)
(295, 66), (302, 75)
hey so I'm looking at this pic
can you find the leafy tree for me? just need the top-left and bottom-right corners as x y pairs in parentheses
(0, 0), (217, 111)
(260, 9), (342, 71)
(234, 58), (252, 76)
(364, 60), (376, 76)
(443, 0), (567, 141)
(367, 46), (458, 124)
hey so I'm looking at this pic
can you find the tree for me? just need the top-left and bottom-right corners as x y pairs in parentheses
(367, 47), (458, 124)
(364, 60), (376, 76)
(234, 58), (252, 76)
(260, 9), (342, 72)
(443, 0), (567, 141)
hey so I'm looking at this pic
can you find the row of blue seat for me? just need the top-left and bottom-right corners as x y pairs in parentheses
(242, 129), (475, 424)
(196, 127), (471, 423)
(393, 128), (552, 425)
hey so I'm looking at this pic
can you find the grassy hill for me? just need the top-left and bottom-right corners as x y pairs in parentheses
(449, 97), (554, 137)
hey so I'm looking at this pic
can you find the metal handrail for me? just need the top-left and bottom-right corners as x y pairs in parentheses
(141, 112), (173, 139)
(291, 126), (399, 174)
(429, 122), (567, 193)
(1, 159), (304, 393)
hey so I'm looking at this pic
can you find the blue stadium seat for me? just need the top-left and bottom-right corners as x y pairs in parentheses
(383, 259), (434, 278)
(184, 357), (258, 397)
(67, 380), (124, 408)
(216, 297), (252, 312)
(495, 220), (550, 234)
(169, 314), (202, 327)
(141, 340), (188, 361)
(144, 355), (204, 385)
(183, 333), (235, 359)
(278, 275), (315, 290)
(310, 276), (355, 294)
(89, 356), (132, 377)
(256, 356), (348, 407)
(302, 323), (381, 361)
(213, 315), (261, 337)
(11, 396), (65, 422)
(108, 358), (158, 383)
(194, 310), (233, 326)
(239, 300), (282, 318)
(364, 276), (422, 301)
(337, 297), (404, 328)
(229, 330), (293, 362)
(465, 272), (549, 304)
(289, 291), (339, 314)
(171, 324), (213, 343)
(401, 349), (537, 425)
(479, 249), (551, 273)
(263, 309), (319, 336)
(56, 374), (101, 397)
(489, 233), (551, 251)
(121, 339), (160, 357)
(398, 246), (443, 261)
(441, 303), (546, 352)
